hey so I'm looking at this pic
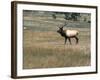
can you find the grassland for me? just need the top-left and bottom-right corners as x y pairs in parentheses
(23, 28), (90, 69)
(23, 12), (91, 69)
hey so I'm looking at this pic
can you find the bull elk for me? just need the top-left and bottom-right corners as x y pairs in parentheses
(57, 22), (79, 45)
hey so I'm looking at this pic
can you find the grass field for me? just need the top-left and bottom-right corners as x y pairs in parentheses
(23, 27), (91, 69)
(23, 11), (91, 69)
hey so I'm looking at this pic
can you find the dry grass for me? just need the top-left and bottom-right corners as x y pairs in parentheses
(23, 29), (91, 69)
(23, 11), (91, 69)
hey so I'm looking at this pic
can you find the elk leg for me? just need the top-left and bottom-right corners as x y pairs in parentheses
(68, 38), (72, 45)
(65, 38), (67, 44)
(75, 36), (79, 44)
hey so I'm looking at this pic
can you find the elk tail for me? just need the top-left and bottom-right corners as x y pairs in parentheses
(77, 32), (79, 35)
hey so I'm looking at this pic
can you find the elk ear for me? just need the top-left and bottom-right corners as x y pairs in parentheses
(58, 27), (62, 29)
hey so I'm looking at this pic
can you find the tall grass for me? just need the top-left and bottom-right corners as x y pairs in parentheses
(23, 29), (91, 69)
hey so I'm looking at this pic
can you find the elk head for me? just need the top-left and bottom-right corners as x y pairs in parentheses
(57, 26), (63, 34)
(57, 22), (67, 36)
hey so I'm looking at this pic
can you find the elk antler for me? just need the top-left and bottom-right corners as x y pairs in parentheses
(58, 22), (67, 29)
(61, 22), (67, 28)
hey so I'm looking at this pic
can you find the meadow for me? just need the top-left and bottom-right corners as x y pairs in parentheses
(23, 12), (91, 69)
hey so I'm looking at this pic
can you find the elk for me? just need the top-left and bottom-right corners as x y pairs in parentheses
(57, 22), (79, 45)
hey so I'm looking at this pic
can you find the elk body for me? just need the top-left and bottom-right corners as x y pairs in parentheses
(57, 25), (79, 45)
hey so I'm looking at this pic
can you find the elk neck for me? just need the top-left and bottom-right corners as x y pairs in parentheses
(60, 30), (67, 38)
